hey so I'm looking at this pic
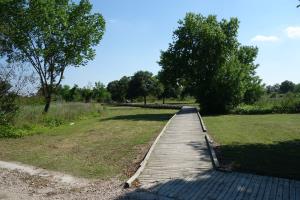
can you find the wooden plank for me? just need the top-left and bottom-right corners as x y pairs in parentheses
(189, 171), (224, 200)
(282, 179), (290, 200)
(289, 180), (296, 200)
(215, 172), (240, 200)
(202, 172), (233, 200)
(176, 171), (218, 200)
(231, 174), (255, 200)
(268, 177), (279, 200)
(295, 180), (300, 200)
(256, 176), (272, 200)
(231, 173), (253, 200)
(275, 178), (284, 200)
(248, 175), (264, 200)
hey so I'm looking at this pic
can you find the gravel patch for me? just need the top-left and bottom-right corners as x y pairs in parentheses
(0, 168), (133, 200)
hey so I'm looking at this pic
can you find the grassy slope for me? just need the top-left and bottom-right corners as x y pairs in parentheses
(204, 114), (300, 179)
(0, 106), (175, 179)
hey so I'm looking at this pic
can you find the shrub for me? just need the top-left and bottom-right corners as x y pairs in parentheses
(231, 94), (300, 114)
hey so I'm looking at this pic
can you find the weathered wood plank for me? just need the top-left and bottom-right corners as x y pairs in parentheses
(124, 106), (300, 200)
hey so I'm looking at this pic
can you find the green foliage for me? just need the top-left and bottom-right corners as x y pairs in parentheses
(14, 103), (102, 129)
(294, 83), (300, 93)
(159, 13), (262, 114)
(0, 0), (105, 112)
(266, 84), (280, 94)
(0, 81), (18, 125)
(0, 106), (175, 178)
(92, 82), (111, 103)
(157, 70), (181, 103)
(107, 76), (130, 102)
(279, 80), (295, 94)
(232, 93), (300, 114)
(55, 82), (111, 103)
(128, 71), (162, 105)
(204, 114), (300, 179)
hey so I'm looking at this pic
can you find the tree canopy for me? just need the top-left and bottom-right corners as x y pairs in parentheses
(0, 0), (105, 112)
(107, 76), (130, 102)
(279, 80), (295, 94)
(159, 13), (263, 113)
(128, 71), (161, 105)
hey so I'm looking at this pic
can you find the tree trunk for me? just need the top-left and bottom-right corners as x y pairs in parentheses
(144, 96), (147, 105)
(163, 96), (165, 104)
(44, 95), (51, 113)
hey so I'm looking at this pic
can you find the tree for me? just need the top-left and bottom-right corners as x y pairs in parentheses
(294, 83), (300, 93)
(107, 76), (130, 102)
(0, 0), (105, 112)
(128, 71), (160, 105)
(92, 82), (110, 103)
(80, 86), (93, 103)
(56, 85), (71, 101)
(159, 13), (262, 114)
(157, 71), (180, 104)
(0, 62), (35, 137)
(280, 80), (295, 94)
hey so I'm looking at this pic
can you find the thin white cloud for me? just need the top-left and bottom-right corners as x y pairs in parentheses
(107, 19), (117, 24)
(285, 26), (300, 39)
(251, 35), (279, 42)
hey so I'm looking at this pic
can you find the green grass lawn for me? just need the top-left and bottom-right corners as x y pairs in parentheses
(0, 106), (176, 180)
(203, 114), (300, 179)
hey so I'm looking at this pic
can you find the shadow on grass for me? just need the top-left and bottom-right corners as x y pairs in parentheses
(119, 139), (300, 199)
(215, 139), (300, 180)
(101, 113), (174, 122)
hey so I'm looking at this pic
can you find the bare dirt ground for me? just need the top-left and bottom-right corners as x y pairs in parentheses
(0, 161), (132, 200)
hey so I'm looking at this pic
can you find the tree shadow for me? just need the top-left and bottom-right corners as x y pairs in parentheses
(118, 139), (300, 199)
(215, 139), (300, 180)
(119, 168), (300, 200)
(101, 113), (174, 122)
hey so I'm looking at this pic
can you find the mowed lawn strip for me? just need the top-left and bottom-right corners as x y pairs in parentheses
(203, 114), (300, 179)
(0, 106), (176, 179)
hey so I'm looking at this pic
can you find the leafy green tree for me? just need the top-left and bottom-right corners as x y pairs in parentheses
(128, 71), (160, 105)
(0, 80), (18, 127)
(80, 87), (93, 103)
(0, 0), (105, 112)
(56, 85), (71, 101)
(157, 71), (180, 104)
(92, 82), (111, 103)
(159, 13), (262, 113)
(294, 83), (300, 93)
(107, 76), (130, 102)
(280, 80), (295, 94)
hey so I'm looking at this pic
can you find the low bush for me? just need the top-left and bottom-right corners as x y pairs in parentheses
(231, 95), (300, 114)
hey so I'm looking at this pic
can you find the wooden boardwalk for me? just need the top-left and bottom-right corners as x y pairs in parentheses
(121, 107), (300, 200)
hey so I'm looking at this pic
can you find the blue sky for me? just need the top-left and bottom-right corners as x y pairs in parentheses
(63, 0), (300, 87)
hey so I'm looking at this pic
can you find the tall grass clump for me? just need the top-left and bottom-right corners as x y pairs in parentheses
(231, 93), (300, 114)
(14, 102), (103, 129)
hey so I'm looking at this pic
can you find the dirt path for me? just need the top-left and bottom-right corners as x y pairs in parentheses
(0, 161), (130, 200)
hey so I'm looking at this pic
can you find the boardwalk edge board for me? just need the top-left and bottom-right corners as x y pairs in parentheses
(197, 111), (220, 169)
(124, 112), (178, 188)
(197, 111), (207, 132)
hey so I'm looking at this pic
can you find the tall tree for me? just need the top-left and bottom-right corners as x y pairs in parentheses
(92, 82), (110, 103)
(0, 0), (105, 112)
(159, 13), (262, 113)
(157, 71), (180, 104)
(128, 71), (160, 105)
(107, 76), (130, 102)
(280, 80), (295, 93)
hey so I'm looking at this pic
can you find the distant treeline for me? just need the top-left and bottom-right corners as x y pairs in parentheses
(49, 70), (182, 105)
(266, 80), (300, 94)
